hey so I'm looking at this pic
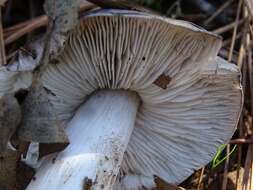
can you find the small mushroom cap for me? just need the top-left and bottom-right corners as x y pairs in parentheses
(42, 9), (242, 189)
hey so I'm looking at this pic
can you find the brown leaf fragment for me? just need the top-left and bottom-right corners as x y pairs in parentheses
(17, 141), (30, 159)
(17, 82), (69, 144)
(154, 176), (185, 190)
(153, 74), (171, 90)
(39, 142), (69, 159)
(0, 149), (19, 190)
(16, 162), (35, 190)
(83, 177), (93, 190)
(0, 95), (21, 155)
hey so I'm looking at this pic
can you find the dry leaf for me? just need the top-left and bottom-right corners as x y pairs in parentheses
(0, 95), (21, 155)
(153, 74), (171, 89)
(16, 162), (35, 190)
(154, 176), (185, 190)
(0, 149), (19, 190)
(39, 142), (69, 159)
(17, 82), (69, 143)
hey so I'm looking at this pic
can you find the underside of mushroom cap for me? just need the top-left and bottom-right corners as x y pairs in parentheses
(117, 56), (242, 189)
(43, 9), (222, 120)
(42, 9), (242, 189)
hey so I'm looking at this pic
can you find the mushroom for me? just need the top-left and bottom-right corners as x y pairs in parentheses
(26, 9), (242, 190)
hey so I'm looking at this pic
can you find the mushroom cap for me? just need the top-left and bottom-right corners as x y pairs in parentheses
(42, 9), (242, 189)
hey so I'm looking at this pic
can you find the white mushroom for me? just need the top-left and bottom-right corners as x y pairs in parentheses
(26, 9), (242, 190)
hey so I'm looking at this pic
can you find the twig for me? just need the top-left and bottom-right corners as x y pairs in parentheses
(197, 167), (205, 190)
(249, 24), (253, 39)
(166, 0), (182, 18)
(247, 37), (253, 121)
(228, 0), (243, 62)
(241, 4), (253, 188)
(222, 31), (243, 47)
(0, 6), (6, 66)
(4, 15), (48, 45)
(79, 1), (96, 12)
(237, 42), (246, 69)
(204, 0), (234, 25)
(230, 138), (253, 144)
(242, 145), (253, 190)
(236, 53), (247, 189)
(250, 154), (253, 190)
(246, 15), (253, 189)
(245, 0), (253, 20)
(236, 143), (242, 189)
(3, 1), (95, 45)
(219, 48), (238, 63)
(221, 2), (243, 188)
(4, 18), (34, 37)
(221, 144), (230, 190)
(237, 21), (248, 69)
(212, 18), (245, 34)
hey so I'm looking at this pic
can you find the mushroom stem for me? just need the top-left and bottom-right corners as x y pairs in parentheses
(26, 90), (140, 190)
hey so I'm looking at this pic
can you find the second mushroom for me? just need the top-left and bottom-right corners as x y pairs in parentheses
(25, 9), (242, 190)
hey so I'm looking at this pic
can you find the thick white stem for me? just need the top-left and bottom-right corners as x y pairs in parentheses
(26, 90), (140, 190)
